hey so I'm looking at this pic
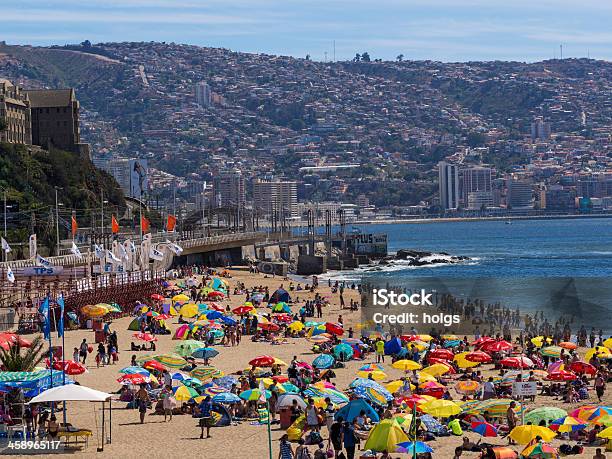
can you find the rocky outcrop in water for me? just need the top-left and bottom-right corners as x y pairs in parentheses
(378, 249), (471, 267)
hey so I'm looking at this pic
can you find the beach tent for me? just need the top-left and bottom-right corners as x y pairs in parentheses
(335, 399), (379, 423)
(29, 384), (111, 403)
(0, 370), (72, 397)
(363, 419), (408, 453)
(127, 318), (141, 331)
(270, 288), (290, 304)
(384, 337), (403, 355)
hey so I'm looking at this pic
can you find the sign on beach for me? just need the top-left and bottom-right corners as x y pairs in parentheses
(512, 381), (537, 397)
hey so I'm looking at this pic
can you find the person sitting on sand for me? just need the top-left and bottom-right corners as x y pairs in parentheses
(593, 448), (606, 459)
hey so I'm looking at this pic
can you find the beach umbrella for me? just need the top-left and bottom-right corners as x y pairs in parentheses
(240, 388), (271, 401)
(490, 447), (518, 459)
(385, 380), (404, 394)
(559, 341), (577, 350)
(117, 373), (149, 385)
(175, 340), (208, 357)
(500, 356), (534, 369)
(144, 310), (159, 318)
(212, 392), (240, 404)
(152, 353), (188, 369)
(119, 366), (150, 376)
(482, 340), (513, 353)
(151, 294), (164, 301)
(107, 303), (122, 313)
(332, 343), (353, 361)
(363, 419), (408, 453)
(428, 348), (454, 360)
(455, 380), (480, 395)
(81, 304), (109, 318)
(531, 336), (552, 348)
(192, 347), (219, 360)
(422, 363), (452, 377)
(567, 361), (597, 375)
(546, 370), (577, 381)
(271, 303), (291, 314)
(272, 313), (293, 324)
(308, 335), (331, 344)
(464, 399), (523, 417)
(391, 359), (422, 371)
(464, 350), (493, 363)
(178, 303), (199, 318)
(208, 291), (224, 299)
(597, 426), (612, 439)
(213, 376), (239, 389)
(524, 407), (568, 426)
(259, 323), (280, 332)
(585, 346), (611, 361)
(509, 425), (556, 444)
(56, 360), (87, 376)
(420, 399), (461, 417)
(520, 443), (558, 458)
(584, 407), (612, 424)
(276, 394), (307, 410)
(232, 305), (254, 315)
(174, 385), (198, 402)
(353, 385), (392, 406)
(325, 322), (344, 336)
(359, 364), (384, 372)
(173, 294), (190, 302)
(540, 346), (563, 359)
(133, 332), (157, 342)
(549, 416), (587, 433)
(471, 421), (498, 437)
(191, 366), (224, 380)
(288, 321), (304, 332)
(452, 352), (480, 369)
(396, 441), (433, 454)
(472, 336), (495, 346)
(312, 354), (335, 369)
(249, 355), (275, 367)
(356, 370), (387, 381)
(143, 360), (166, 372)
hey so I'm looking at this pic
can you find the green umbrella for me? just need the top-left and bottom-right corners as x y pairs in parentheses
(524, 407), (568, 426)
(175, 340), (208, 357)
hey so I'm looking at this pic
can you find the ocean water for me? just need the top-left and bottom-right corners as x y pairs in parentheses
(327, 218), (612, 327)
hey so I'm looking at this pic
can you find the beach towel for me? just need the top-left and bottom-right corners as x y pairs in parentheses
(420, 414), (450, 436)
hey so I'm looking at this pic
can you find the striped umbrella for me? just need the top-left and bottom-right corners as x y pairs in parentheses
(455, 380), (480, 395)
(174, 385), (198, 401)
(212, 392), (241, 403)
(471, 421), (498, 437)
(119, 366), (151, 376)
(540, 346), (563, 359)
(152, 353), (188, 369)
(81, 304), (109, 318)
(466, 399), (524, 417)
(191, 366), (224, 380)
(239, 388), (271, 401)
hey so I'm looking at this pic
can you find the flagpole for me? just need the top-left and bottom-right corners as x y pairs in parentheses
(266, 398), (273, 459)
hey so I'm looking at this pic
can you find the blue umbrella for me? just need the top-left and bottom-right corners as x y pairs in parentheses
(67, 312), (78, 321)
(119, 366), (150, 376)
(212, 392), (241, 404)
(313, 354), (335, 369)
(332, 343), (353, 361)
(213, 376), (239, 389)
(220, 316), (237, 326)
(335, 399), (379, 423)
(192, 347), (220, 359)
(444, 340), (461, 348)
(397, 442), (433, 454)
(197, 303), (209, 313)
(206, 311), (223, 320)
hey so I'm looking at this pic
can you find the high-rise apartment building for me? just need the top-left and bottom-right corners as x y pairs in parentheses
(212, 170), (245, 209)
(462, 166), (493, 209)
(253, 179), (298, 217)
(507, 179), (533, 208)
(195, 82), (212, 107)
(530, 117), (551, 141)
(438, 161), (459, 210)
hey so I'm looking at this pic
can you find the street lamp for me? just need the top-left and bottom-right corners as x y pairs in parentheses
(55, 187), (63, 256)
(101, 189), (109, 234)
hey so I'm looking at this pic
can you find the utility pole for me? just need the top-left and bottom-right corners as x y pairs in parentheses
(55, 187), (60, 256)
(101, 190), (104, 235)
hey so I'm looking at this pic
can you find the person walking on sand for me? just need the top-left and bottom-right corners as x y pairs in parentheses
(279, 434), (294, 459)
(595, 372), (606, 402)
(79, 339), (88, 364)
(198, 395), (214, 439)
(506, 401), (519, 444)
(136, 384), (150, 424)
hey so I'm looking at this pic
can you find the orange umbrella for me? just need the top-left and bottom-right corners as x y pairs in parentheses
(559, 341), (577, 350)
(455, 380), (480, 395)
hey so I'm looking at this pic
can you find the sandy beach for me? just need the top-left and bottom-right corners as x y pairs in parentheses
(13, 267), (612, 459)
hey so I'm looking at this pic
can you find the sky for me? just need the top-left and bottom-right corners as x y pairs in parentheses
(2, 0), (611, 62)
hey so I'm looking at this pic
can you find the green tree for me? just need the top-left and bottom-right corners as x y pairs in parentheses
(361, 52), (371, 62)
(0, 336), (46, 371)
(354, 53), (361, 62)
(0, 119), (7, 131)
(396, 54), (404, 62)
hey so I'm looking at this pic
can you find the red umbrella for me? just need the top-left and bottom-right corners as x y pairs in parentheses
(143, 360), (166, 372)
(56, 360), (87, 375)
(232, 306), (254, 315)
(151, 294), (164, 301)
(482, 340), (513, 353)
(259, 323), (280, 332)
(117, 373), (149, 385)
(465, 350), (492, 363)
(500, 356), (534, 369)
(568, 361), (597, 375)
(472, 336), (495, 347)
(273, 314), (294, 323)
(400, 335), (420, 342)
(153, 314), (171, 320)
(428, 348), (454, 361)
(133, 332), (158, 342)
(249, 355), (275, 367)
(547, 370), (578, 381)
(209, 302), (225, 312)
(208, 291), (224, 298)
(325, 322), (344, 336)
(272, 375), (289, 383)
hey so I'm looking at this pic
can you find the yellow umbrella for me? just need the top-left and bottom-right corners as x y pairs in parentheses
(417, 373), (437, 384)
(385, 380), (404, 393)
(441, 334), (458, 340)
(455, 380), (480, 395)
(81, 304), (109, 318)
(585, 347), (611, 361)
(273, 358), (288, 366)
(597, 426), (612, 439)
(174, 385), (198, 402)
(288, 321), (305, 332)
(172, 293), (190, 302)
(603, 338), (612, 349)
(357, 370), (387, 381)
(179, 303), (199, 318)
(392, 360), (422, 371)
(509, 425), (556, 444)
(422, 363), (451, 377)
(531, 336), (552, 348)
(453, 352), (480, 369)
(417, 334), (433, 342)
(420, 399), (461, 417)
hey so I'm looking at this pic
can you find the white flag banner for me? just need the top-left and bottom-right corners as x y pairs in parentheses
(28, 234), (37, 259)
(149, 247), (164, 261)
(6, 266), (15, 283)
(70, 241), (83, 258)
(106, 249), (121, 264)
(1, 237), (11, 253)
(94, 244), (105, 259)
(165, 240), (183, 255)
(35, 254), (52, 268)
(118, 242), (128, 260)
